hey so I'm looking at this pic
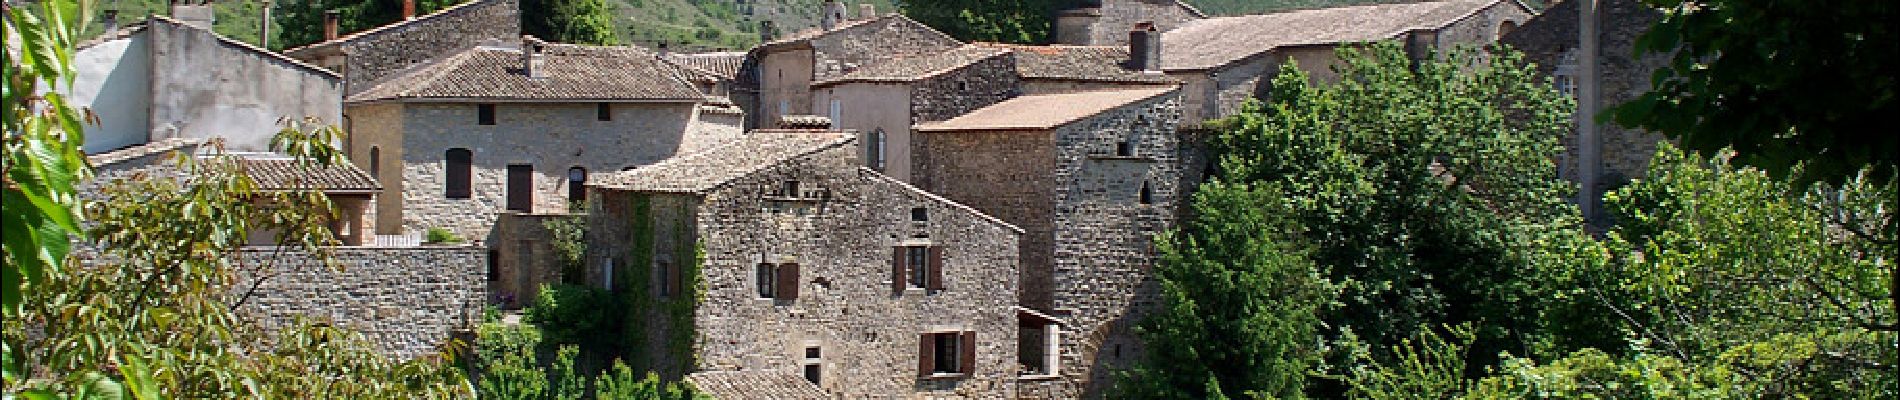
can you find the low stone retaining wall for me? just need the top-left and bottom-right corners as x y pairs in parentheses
(235, 245), (487, 359)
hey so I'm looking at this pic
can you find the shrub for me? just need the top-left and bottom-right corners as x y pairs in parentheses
(425, 227), (462, 244)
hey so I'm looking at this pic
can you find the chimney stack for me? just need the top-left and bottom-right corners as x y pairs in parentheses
(323, 10), (340, 41)
(1129, 22), (1161, 73)
(821, 1), (844, 30)
(170, 0), (216, 30)
(101, 9), (119, 33)
(858, 3), (875, 19)
(523, 36), (547, 79)
(403, 0), (416, 20)
(260, 1), (272, 50)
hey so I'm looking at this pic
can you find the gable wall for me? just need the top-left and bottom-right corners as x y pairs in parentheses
(144, 21), (342, 152)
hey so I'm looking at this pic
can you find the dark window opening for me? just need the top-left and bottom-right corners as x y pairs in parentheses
(506, 164), (533, 212)
(804, 364), (822, 384)
(596, 102), (612, 121)
(368, 146), (381, 179)
(955, 81), (969, 91)
(781, 180), (801, 197)
(486, 250), (500, 282)
(657, 261), (673, 298)
(1139, 182), (1153, 205)
(907, 246), (929, 289)
(567, 167), (587, 206)
(806, 347), (822, 359)
(911, 207), (928, 222)
(1116, 140), (1134, 157)
(477, 104), (496, 125)
(445, 148), (473, 199)
(933, 332), (960, 374)
(756, 263), (776, 299)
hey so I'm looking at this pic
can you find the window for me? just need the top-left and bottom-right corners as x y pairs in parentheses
(445, 149), (472, 199)
(567, 167), (587, 205)
(870, 129), (887, 170)
(907, 246), (928, 288)
(911, 207), (928, 222)
(1019, 310), (1061, 377)
(596, 102), (612, 121)
(368, 146), (380, 179)
(778, 100), (789, 116)
(657, 261), (673, 297)
(802, 346), (823, 385)
(603, 258), (616, 291)
(478, 104), (496, 125)
(1498, 21), (1518, 39)
(1554, 48), (1580, 99)
(1116, 140), (1134, 157)
(828, 100), (842, 130)
(506, 164), (533, 212)
(487, 250), (500, 282)
(919, 331), (975, 376)
(955, 81), (968, 91)
(892, 245), (945, 293)
(1139, 181), (1153, 205)
(757, 263), (780, 299)
(780, 180), (801, 197)
(755, 262), (800, 300)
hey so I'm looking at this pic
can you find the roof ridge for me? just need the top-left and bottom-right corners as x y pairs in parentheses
(282, 0), (498, 54)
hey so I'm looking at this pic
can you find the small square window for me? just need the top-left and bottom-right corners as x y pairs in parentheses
(911, 207), (928, 222)
(781, 180), (801, 197)
(478, 104), (496, 125)
(805, 347), (821, 359)
(596, 102), (612, 121)
(1116, 141), (1134, 157)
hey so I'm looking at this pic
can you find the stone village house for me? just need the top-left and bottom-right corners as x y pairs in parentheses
(584, 131), (1036, 398)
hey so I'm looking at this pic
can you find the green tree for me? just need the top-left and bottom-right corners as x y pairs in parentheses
(1138, 42), (1613, 396)
(900, 0), (1074, 44)
(1114, 182), (1334, 399)
(273, 0), (460, 50)
(1611, 0), (1899, 186)
(522, 0), (619, 45)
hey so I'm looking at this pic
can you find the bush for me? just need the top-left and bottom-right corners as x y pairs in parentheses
(525, 284), (620, 347)
(425, 227), (463, 244)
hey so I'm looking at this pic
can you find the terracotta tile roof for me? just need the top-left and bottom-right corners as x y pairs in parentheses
(593, 130), (854, 194)
(684, 371), (828, 400)
(346, 43), (702, 103)
(234, 156), (381, 193)
(813, 46), (1010, 86)
(972, 43), (1179, 84)
(665, 51), (747, 81)
(915, 87), (1177, 132)
(1161, 0), (1517, 71)
(88, 138), (207, 166)
(776, 115), (833, 129)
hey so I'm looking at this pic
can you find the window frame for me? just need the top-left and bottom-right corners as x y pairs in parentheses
(755, 263), (776, 299)
(907, 246), (929, 289)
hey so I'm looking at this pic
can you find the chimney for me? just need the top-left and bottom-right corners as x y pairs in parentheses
(821, 1), (844, 30)
(523, 36), (547, 79)
(760, 20), (776, 42)
(259, 1), (272, 49)
(1129, 22), (1161, 72)
(402, 0), (416, 20)
(858, 3), (875, 19)
(323, 10), (340, 41)
(101, 9), (119, 32)
(170, 0), (216, 30)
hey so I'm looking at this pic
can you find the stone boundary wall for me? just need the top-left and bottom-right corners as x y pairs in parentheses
(234, 246), (487, 359)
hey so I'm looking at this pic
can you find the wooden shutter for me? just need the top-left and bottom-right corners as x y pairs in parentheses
(926, 246), (945, 291)
(506, 164), (533, 211)
(891, 247), (907, 293)
(777, 263), (800, 300)
(918, 333), (934, 376)
(664, 261), (681, 298)
(959, 331), (976, 373)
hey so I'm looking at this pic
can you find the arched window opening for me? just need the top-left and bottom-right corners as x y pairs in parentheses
(1139, 181), (1153, 205)
(368, 146), (381, 180)
(568, 167), (588, 207)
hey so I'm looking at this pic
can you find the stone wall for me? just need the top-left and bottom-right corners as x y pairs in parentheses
(912, 89), (1185, 398)
(233, 246), (487, 360)
(910, 55), (1022, 124)
(1063, 0), (1205, 46)
(383, 101), (700, 240)
(587, 140), (1026, 398)
(1048, 90), (1183, 397)
(1502, 0), (1667, 211)
(490, 213), (574, 308)
(304, 0), (519, 95)
(806, 16), (963, 82)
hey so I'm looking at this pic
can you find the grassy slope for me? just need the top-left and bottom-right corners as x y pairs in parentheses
(85, 0), (271, 45)
(609, 0), (900, 52)
(1185, 0), (1547, 16)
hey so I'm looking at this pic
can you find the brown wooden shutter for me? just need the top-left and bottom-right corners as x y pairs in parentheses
(918, 333), (935, 376)
(664, 261), (681, 298)
(959, 331), (976, 373)
(777, 263), (800, 300)
(891, 247), (907, 293)
(926, 246), (945, 291)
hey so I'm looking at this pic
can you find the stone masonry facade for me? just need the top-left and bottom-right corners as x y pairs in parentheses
(1503, 0), (1668, 198)
(287, 0), (520, 95)
(348, 101), (706, 240)
(910, 54), (1024, 124)
(1056, 0), (1205, 47)
(913, 89), (1186, 398)
(586, 134), (1026, 397)
(234, 246), (487, 360)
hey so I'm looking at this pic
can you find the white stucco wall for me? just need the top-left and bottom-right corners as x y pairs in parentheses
(70, 34), (154, 154)
(145, 20), (343, 152)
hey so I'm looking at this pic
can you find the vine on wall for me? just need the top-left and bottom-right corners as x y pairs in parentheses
(618, 194), (703, 376)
